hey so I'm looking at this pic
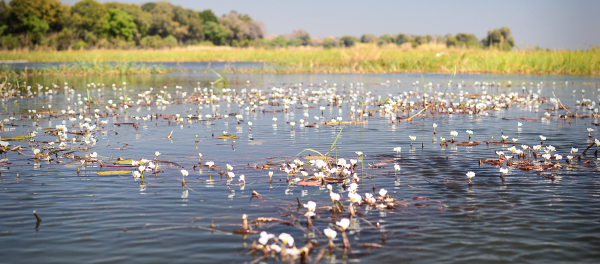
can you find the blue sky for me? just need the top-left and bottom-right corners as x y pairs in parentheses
(61, 0), (600, 50)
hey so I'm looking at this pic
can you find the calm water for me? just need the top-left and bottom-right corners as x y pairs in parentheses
(1, 71), (600, 263)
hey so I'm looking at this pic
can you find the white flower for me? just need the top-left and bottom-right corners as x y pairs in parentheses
(133, 171), (141, 178)
(205, 161), (214, 167)
(181, 190), (189, 198)
(502, 135), (508, 140)
(394, 164), (401, 171)
(554, 154), (563, 160)
(571, 147), (578, 153)
(226, 164), (233, 170)
(259, 231), (275, 245)
(451, 131), (458, 137)
(268, 171), (273, 178)
(546, 145), (555, 152)
(588, 128), (594, 133)
(181, 169), (188, 177)
(542, 153), (551, 160)
(239, 175), (245, 183)
(227, 172), (235, 178)
(379, 188), (387, 197)
(466, 130), (473, 135)
(393, 147), (401, 153)
(324, 228), (337, 240)
(433, 123), (438, 128)
(304, 201), (316, 212)
(409, 135), (416, 141)
(540, 135), (546, 141)
(355, 151), (363, 156)
(500, 168), (508, 174)
(138, 165), (146, 172)
(33, 148), (40, 155)
(330, 192), (340, 201)
(278, 233), (294, 247)
(336, 218), (350, 230)
(155, 151), (161, 157)
(466, 171), (475, 179)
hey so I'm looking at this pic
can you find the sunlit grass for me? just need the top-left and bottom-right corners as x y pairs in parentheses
(1, 44), (598, 75)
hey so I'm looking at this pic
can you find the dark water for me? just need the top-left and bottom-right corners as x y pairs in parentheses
(1, 71), (600, 263)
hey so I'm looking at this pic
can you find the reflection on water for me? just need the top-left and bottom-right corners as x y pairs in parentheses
(0, 71), (600, 263)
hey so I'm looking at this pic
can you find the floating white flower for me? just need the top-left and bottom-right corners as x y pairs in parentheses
(336, 218), (350, 230)
(324, 228), (337, 240)
(330, 192), (340, 202)
(181, 170), (188, 177)
(278, 233), (294, 247)
(379, 188), (387, 197)
(259, 231), (275, 245)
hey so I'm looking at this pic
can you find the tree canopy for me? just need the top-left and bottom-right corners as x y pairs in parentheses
(0, 0), (515, 51)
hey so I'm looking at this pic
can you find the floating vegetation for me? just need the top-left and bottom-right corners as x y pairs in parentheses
(1, 75), (600, 263)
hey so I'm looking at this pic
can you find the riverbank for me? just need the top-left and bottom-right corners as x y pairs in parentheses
(1, 45), (598, 76)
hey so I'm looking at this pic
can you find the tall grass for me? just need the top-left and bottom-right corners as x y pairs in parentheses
(0, 60), (172, 76)
(1, 45), (598, 75)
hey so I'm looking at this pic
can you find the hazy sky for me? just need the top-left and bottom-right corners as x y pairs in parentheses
(60, 0), (600, 50)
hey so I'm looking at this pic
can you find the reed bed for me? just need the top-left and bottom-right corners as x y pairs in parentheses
(1, 45), (598, 75)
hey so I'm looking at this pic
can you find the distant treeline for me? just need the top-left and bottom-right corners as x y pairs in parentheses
(0, 0), (515, 51)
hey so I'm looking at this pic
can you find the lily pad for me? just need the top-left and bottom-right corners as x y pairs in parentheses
(216, 134), (239, 139)
(116, 160), (149, 165)
(97, 170), (132, 175)
(1, 135), (32, 141)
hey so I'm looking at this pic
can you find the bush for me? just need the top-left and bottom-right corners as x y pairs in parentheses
(0, 35), (20, 50)
(322, 38), (338, 49)
(140, 35), (163, 49)
(74, 40), (88, 50)
(164, 35), (177, 48)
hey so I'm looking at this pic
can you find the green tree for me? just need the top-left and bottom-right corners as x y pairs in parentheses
(203, 21), (227, 45)
(360, 34), (376, 43)
(9, 0), (67, 32)
(290, 30), (311, 46)
(269, 35), (287, 47)
(446, 35), (458, 47)
(140, 2), (156, 12)
(104, 8), (136, 41)
(104, 2), (151, 41)
(184, 10), (203, 42)
(396, 33), (412, 45)
(199, 9), (218, 24)
(378, 34), (394, 44)
(340, 36), (357, 47)
(0, 0), (9, 29)
(72, 0), (108, 33)
(482, 27), (514, 50)
(23, 15), (49, 48)
(147, 2), (177, 38)
(322, 37), (337, 49)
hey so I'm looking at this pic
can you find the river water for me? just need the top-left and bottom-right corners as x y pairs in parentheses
(0, 70), (599, 263)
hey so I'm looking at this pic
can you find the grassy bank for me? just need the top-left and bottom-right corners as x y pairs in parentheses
(1, 45), (598, 75)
